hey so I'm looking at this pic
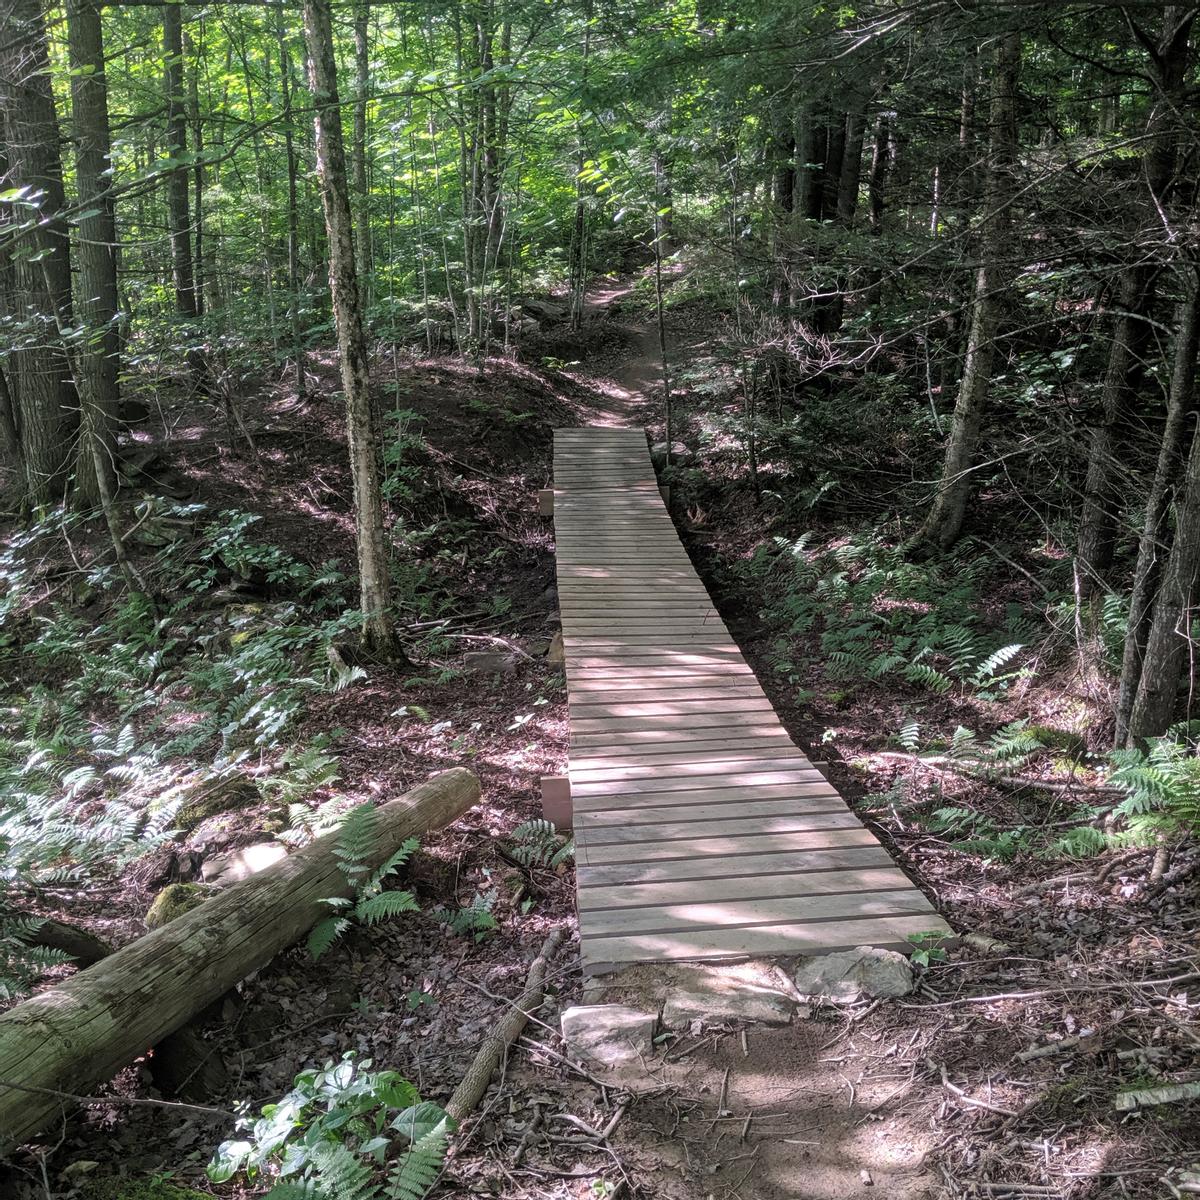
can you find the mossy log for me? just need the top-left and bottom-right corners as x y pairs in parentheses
(0, 767), (480, 1150)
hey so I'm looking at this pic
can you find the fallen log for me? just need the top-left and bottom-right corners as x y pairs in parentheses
(0, 767), (480, 1151)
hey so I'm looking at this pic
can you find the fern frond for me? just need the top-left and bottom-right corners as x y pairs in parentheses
(307, 916), (350, 960)
(355, 890), (419, 925)
(386, 1118), (450, 1200)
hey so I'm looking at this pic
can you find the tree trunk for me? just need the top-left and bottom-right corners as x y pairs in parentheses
(66, 0), (120, 509)
(1115, 271), (1200, 746)
(352, 0), (372, 306)
(0, 768), (480, 1151)
(278, 15), (308, 399)
(302, 0), (398, 657)
(1127, 415), (1200, 743)
(0, 0), (77, 508)
(1076, 8), (1194, 594)
(836, 107), (866, 226)
(163, 1), (197, 319)
(914, 32), (1020, 551)
(1076, 265), (1156, 591)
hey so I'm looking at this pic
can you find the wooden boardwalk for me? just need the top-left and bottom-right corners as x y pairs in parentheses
(552, 427), (951, 975)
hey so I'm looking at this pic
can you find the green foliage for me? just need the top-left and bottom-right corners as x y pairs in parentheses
(434, 888), (498, 942)
(734, 531), (1037, 698)
(207, 1052), (453, 1200)
(0, 506), (360, 996)
(1104, 724), (1200, 845)
(505, 819), (574, 869)
(906, 930), (950, 968)
(308, 804), (420, 960)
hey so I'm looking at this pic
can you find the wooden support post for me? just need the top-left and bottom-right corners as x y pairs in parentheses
(541, 774), (572, 830)
(659, 484), (670, 505)
(538, 488), (554, 516)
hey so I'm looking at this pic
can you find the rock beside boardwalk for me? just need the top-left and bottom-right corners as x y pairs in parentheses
(561, 1004), (657, 1067)
(794, 946), (915, 1003)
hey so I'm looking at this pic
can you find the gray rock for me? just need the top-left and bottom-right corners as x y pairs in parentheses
(793, 946), (915, 1003)
(650, 440), (692, 467)
(462, 650), (518, 676)
(662, 983), (794, 1029)
(561, 1004), (657, 1067)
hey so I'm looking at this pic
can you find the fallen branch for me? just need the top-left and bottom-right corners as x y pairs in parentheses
(939, 1064), (1018, 1118)
(1115, 1081), (1200, 1111)
(872, 752), (1122, 796)
(445, 927), (566, 1123)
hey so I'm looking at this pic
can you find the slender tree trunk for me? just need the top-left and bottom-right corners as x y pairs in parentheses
(1076, 8), (1194, 594)
(163, 1), (197, 319)
(277, 15), (308, 399)
(67, 0), (121, 509)
(1127, 412), (1200, 743)
(0, 0), (78, 508)
(352, 0), (372, 306)
(864, 112), (890, 305)
(1116, 271), (1200, 746)
(836, 107), (867, 226)
(914, 32), (1021, 551)
(302, 0), (399, 659)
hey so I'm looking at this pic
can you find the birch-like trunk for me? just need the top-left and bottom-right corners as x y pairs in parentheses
(302, 0), (399, 658)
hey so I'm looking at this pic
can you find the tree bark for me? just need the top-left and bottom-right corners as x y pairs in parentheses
(1076, 8), (1194, 593)
(0, 0), (78, 508)
(352, 0), (372, 305)
(914, 32), (1021, 551)
(302, 0), (398, 657)
(163, 1), (198, 319)
(1116, 270), (1200, 746)
(1127, 414), (1200, 743)
(277, 13), (308, 399)
(66, 0), (121, 509)
(0, 768), (480, 1150)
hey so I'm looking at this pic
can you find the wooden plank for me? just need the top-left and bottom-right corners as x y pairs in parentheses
(577, 865), (916, 910)
(578, 826), (880, 865)
(581, 914), (952, 968)
(570, 698), (775, 717)
(568, 682), (766, 698)
(570, 746), (804, 773)
(580, 796), (850, 826)
(572, 780), (843, 812)
(576, 844), (895, 887)
(569, 751), (813, 783)
(570, 730), (792, 754)
(571, 770), (834, 798)
(579, 889), (937, 937)
(580, 810), (863, 845)
(571, 710), (788, 733)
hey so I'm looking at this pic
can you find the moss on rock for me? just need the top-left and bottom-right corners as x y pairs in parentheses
(145, 882), (211, 930)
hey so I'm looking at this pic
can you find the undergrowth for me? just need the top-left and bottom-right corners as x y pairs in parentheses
(727, 530), (1039, 701)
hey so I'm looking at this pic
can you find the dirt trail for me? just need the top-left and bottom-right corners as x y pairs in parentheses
(572, 278), (666, 428)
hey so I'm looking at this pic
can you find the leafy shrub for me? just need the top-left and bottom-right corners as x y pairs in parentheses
(208, 1052), (452, 1200)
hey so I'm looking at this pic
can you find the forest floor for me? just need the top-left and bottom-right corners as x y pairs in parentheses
(3, 273), (1199, 1200)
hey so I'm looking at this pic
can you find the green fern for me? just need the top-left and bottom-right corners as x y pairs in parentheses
(506, 819), (574, 869)
(387, 1119), (450, 1200)
(355, 891), (420, 925)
